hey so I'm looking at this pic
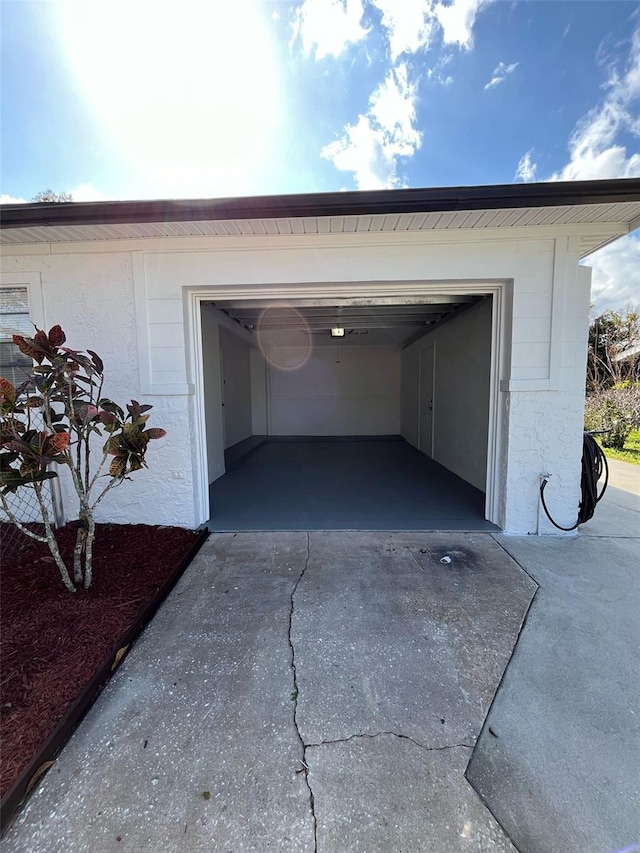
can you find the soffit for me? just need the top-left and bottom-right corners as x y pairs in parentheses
(2, 201), (639, 257)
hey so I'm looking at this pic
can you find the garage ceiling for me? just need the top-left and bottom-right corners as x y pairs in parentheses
(211, 294), (482, 346)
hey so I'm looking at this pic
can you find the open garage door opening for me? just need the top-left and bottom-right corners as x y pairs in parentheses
(200, 292), (496, 531)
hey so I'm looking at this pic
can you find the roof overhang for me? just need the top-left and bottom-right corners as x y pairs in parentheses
(1, 179), (639, 258)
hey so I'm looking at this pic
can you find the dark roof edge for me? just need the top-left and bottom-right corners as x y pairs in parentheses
(1, 179), (640, 230)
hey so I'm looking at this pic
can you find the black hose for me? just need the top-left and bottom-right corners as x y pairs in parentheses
(539, 432), (609, 531)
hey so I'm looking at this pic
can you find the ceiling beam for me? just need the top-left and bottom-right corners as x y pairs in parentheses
(227, 305), (453, 320)
(241, 314), (446, 328)
(214, 295), (474, 310)
(252, 319), (438, 331)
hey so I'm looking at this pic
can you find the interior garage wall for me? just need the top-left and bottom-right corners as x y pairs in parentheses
(402, 299), (492, 491)
(251, 348), (268, 435)
(219, 326), (252, 449)
(201, 305), (263, 481)
(200, 304), (224, 483)
(268, 345), (401, 435)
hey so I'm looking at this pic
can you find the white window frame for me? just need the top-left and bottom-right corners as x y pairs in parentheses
(0, 271), (46, 333)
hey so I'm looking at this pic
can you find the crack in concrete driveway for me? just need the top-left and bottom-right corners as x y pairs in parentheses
(3, 531), (535, 852)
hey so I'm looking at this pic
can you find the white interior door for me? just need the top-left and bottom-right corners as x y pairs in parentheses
(419, 345), (435, 456)
(219, 340), (227, 449)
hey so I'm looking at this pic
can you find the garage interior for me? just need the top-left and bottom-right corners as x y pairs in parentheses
(202, 293), (496, 531)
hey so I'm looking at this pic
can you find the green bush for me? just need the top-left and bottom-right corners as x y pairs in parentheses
(584, 383), (640, 450)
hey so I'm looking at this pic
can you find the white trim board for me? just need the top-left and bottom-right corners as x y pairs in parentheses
(185, 280), (507, 529)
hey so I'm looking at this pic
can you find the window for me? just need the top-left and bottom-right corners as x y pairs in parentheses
(0, 287), (33, 385)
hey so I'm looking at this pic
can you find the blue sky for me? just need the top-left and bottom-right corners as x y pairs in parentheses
(1, 0), (639, 312)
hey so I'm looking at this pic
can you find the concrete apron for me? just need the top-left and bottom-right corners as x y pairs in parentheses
(3, 532), (536, 853)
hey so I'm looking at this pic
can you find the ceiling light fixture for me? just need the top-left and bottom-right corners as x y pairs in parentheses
(331, 327), (345, 337)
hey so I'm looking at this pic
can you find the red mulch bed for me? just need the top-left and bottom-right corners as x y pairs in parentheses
(0, 523), (201, 800)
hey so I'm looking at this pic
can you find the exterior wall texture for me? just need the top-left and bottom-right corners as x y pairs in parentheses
(0, 251), (197, 528)
(1, 228), (593, 534)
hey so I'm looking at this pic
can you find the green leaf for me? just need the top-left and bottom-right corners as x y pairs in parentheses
(87, 349), (104, 373)
(109, 456), (127, 478)
(144, 428), (167, 440)
(13, 334), (45, 364)
(20, 457), (43, 477)
(104, 435), (122, 455)
(0, 378), (16, 407)
(129, 456), (145, 472)
(25, 396), (44, 408)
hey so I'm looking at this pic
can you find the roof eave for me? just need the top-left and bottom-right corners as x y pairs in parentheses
(2, 178), (640, 230)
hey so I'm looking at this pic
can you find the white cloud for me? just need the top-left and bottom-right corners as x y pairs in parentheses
(551, 27), (640, 181)
(292, 0), (369, 59)
(585, 233), (640, 314)
(367, 0), (493, 61)
(322, 63), (421, 188)
(370, 0), (436, 61)
(369, 63), (422, 152)
(0, 194), (27, 204)
(295, 0), (495, 67)
(484, 60), (518, 91)
(68, 183), (109, 202)
(545, 30), (640, 314)
(539, 28), (640, 315)
(515, 150), (537, 182)
(56, 0), (284, 200)
(318, 0), (495, 189)
(434, 0), (492, 50)
(515, 28), (640, 183)
(322, 115), (397, 188)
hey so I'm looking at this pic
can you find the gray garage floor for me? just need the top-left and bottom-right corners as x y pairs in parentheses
(210, 439), (495, 531)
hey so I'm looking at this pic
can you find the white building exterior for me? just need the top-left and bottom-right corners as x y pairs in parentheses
(1, 180), (639, 534)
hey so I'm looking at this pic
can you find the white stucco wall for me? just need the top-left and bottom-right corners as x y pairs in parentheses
(1, 228), (594, 534)
(401, 299), (492, 491)
(0, 253), (197, 528)
(268, 345), (401, 436)
(503, 263), (592, 534)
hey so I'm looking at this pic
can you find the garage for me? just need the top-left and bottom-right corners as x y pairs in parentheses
(200, 291), (497, 531)
(3, 179), (639, 535)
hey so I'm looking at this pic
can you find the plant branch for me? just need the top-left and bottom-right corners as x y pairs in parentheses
(91, 475), (122, 513)
(0, 493), (48, 542)
(88, 450), (109, 494)
(33, 482), (75, 593)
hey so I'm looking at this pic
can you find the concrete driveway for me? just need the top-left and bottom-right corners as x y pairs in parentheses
(3, 460), (639, 852)
(3, 532), (535, 852)
(468, 460), (640, 853)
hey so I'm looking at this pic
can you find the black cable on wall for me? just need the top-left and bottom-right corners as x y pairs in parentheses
(539, 432), (609, 532)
